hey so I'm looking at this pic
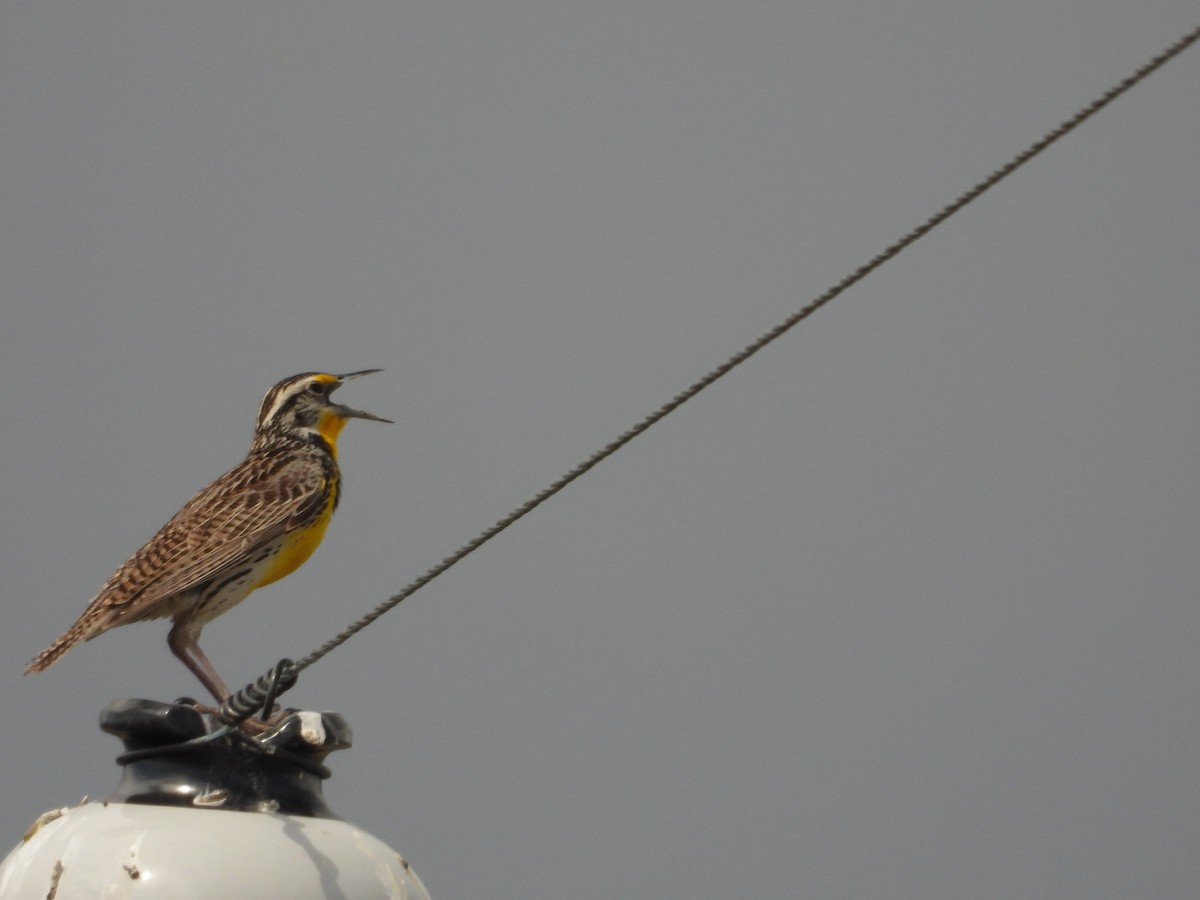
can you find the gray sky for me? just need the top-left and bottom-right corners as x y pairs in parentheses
(2, 3), (1198, 898)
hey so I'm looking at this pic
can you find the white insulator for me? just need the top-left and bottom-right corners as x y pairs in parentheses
(1, 801), (430, 899)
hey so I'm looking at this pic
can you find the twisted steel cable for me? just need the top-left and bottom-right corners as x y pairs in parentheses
(224, 22), (1200, 715)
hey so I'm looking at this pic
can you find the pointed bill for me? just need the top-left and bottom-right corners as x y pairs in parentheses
(333, 369), (393, 423)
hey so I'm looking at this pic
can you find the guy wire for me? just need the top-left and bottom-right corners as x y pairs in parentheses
(286, 22), (1200, 679)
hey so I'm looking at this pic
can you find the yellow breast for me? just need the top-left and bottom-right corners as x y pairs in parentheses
(253, 489), (337, 589)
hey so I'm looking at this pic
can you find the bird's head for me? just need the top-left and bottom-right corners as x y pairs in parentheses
(254, 370), (392, 450)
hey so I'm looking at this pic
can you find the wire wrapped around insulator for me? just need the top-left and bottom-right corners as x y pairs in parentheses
(219, 659), (298, 724)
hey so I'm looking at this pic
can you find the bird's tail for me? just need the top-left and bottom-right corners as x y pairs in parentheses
(24, 621), (94, 674)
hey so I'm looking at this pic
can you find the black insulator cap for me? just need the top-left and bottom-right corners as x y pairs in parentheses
(100, 698), (352, 818)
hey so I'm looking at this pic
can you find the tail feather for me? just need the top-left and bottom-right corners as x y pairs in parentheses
(25, 621), (94, 674)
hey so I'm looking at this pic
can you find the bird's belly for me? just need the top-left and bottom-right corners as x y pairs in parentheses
(253, 505), (334, 590)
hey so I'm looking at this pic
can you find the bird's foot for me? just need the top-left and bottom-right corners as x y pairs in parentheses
(183, 700), (281, 736)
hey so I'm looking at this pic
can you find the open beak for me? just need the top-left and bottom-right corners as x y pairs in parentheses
(333, 369), (393, 423)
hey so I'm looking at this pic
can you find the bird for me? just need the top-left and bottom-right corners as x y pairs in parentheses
(25, 370), (391, 702)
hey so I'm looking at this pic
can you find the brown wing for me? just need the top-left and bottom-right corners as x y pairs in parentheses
(90, 453), (330, 626)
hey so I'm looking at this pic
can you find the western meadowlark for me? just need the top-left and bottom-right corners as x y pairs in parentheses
(25, 370), (391, 702)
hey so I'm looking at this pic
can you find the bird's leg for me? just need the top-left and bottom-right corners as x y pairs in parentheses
(167, 623), (231, 703)
(167, 622), (291, 735)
